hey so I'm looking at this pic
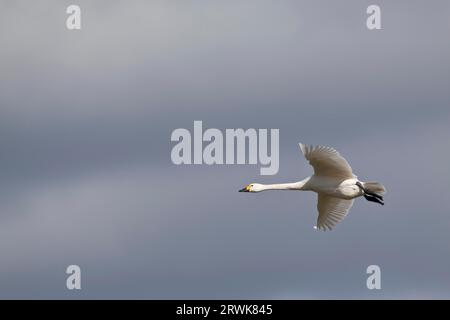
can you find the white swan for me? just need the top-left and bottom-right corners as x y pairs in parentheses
(239, 143), (386, 231)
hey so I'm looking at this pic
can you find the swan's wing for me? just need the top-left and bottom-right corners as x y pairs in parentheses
(299, 143), (354, 179)
(315, 194), (353, 231)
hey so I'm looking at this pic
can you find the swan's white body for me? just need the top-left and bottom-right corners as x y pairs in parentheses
(240, 143), (386, 231)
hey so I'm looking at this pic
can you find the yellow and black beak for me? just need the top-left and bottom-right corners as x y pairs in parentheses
(239, 185), (250, 192)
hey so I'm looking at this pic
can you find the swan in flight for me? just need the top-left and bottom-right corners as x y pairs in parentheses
(239, 143), (386, 231)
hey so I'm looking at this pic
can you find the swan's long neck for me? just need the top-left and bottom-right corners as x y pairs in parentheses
(259, 178), (309, 191)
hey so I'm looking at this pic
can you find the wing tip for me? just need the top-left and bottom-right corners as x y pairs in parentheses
(314, 225), (330, 231)
(299, 142), (307, 155)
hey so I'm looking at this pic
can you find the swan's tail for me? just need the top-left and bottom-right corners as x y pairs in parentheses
(363, 181), (386, 195)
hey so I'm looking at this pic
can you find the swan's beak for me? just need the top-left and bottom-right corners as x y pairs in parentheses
(239, 185), (250, 192)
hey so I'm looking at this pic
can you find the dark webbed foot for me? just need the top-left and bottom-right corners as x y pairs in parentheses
(363, 193), (384, 205)
(357, 182), (384, 205)
(367, 191), (383, 201)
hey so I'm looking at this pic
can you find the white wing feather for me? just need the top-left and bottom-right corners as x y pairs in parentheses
(299, 143), (354, 179)
(316, 194), (354, 231)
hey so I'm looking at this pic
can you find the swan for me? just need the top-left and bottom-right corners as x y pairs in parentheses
(239, 143), (386, 231)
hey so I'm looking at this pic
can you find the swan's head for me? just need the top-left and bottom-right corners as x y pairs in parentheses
(239, 183), (264, 193)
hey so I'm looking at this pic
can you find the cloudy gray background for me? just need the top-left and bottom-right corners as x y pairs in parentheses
(1, 0), (449, 299)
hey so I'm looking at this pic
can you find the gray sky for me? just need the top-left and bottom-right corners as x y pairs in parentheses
(1, 0), (450, 298)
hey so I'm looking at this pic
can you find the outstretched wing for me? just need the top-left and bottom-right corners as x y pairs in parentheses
(316, 194), (354, 231)
(299, 143), (354, 179)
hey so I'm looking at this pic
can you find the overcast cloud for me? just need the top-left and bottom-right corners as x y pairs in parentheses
(0, 0), (450, 298)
